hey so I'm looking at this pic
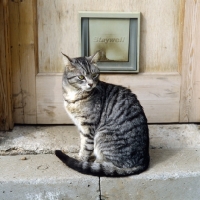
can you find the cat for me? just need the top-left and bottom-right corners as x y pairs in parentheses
(55, 51), (149, 177)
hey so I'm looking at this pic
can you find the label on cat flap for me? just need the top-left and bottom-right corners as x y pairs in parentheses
(89, 19), (130, 62)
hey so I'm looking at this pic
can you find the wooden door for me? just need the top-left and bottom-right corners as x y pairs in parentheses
(8, 0), (200, 125)
(0, 0), (13, 130)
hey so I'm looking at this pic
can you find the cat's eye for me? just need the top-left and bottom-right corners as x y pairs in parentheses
(92, 73), (98, 79)
(78, 75), (85, 80)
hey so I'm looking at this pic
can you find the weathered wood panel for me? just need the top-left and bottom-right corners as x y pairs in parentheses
(0, 0), (13, 130)
(101, 74), (181, 123)
(180, 0), (200, 122)
(37, 0), (183, 73)
(9, 0), (37, 124)
(36, 74), (71, 124)
(9, 0), (200, 124)
(36, 74), (181, 124)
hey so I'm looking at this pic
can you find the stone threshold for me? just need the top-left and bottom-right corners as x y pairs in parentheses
(0, 124), (200, 199)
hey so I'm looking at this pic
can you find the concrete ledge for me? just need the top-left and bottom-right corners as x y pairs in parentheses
(0, 126), (79, 155)
(0, 154), (99, 200)
(101, 149), (200, 200)
(1, 124), (200, 155)
(0, 125), (200, 199)
(0, 149), (200, 200)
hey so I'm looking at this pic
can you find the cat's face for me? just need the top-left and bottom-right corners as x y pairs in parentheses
(62, 52), (100, 92)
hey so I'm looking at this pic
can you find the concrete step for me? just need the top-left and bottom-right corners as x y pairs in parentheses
(1, 124), (200, 155)
(0, 154), (99, 200)
(101, 148), (200, 200)
(0, 124), (200, 200)
(1, 149), (200, 200)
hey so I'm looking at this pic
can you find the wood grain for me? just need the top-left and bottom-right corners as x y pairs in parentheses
(8, 0), (200, 124)
(180, 0), (200, 122)
(9, 0), (37, 124)
(37, 0), (182, 73)
(36, 73), (181, 124)
(0, 0), (13, 130)
(36, 74), (72, 124)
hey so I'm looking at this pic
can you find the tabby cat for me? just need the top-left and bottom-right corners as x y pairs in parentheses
(55, 52), (149, 177)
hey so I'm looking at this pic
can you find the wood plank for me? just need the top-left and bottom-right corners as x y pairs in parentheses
(101, 74), (181, 123)
(180, 0), (200, 122)
(36, 74), (72, 124)
(36, 74), (181, 124)
(37, 0), (182, 73)
(191, 82), (200, 121)
(0, 0), (13, 130)
(9, 0), (37, 124)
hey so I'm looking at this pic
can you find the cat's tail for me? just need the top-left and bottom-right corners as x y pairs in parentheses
(55, 150), (149, 177)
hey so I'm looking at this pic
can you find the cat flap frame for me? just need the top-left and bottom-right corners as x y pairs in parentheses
(79, 12), (140, 73)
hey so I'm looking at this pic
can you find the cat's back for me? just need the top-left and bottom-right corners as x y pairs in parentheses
(97, 81), (148, 129)
(96, 81), (149, 168)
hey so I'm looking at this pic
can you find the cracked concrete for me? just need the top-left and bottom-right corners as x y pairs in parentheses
(100, 148), (200, 200)
(0, 126), (80, 155)
(0, 124), (200, 199)
(0, 154), (100, 200)
(1, 124), (200, 156)
(1, 149), (200, 200)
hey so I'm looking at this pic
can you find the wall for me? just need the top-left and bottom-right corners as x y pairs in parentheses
(37, 0), (184, 73)
(0, 0), (13, 130)
(180, 0), (200, 122)
(3, 0), (200, 128)
(35, 0), (183, 124)
(9, 0), (37, 124)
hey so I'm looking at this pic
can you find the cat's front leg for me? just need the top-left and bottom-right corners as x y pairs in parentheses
(79, 133), (94, 161)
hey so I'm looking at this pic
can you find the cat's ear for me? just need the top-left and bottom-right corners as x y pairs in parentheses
(86, 50), (100, 64)
(61, 52), (76, 66)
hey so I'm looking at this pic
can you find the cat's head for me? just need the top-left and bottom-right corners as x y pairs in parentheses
(62, 51), (100, 92)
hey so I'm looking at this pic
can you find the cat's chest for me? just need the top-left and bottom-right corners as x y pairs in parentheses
(64, 99), (102, 132)
(64, 101), (81, 120)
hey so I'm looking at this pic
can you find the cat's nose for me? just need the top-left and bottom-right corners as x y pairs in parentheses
(88, 83), (93, 88)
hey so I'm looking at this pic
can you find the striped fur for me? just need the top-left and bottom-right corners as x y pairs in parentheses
(56, 53), (149, 177)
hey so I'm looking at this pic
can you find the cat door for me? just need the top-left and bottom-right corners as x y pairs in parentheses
(79, 12), (140, 73)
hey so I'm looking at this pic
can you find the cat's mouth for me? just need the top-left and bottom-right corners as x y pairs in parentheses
(85, 87), (94, 92)
(84, 84), (96, 92)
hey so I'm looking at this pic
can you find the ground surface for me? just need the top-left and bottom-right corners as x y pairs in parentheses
(0, 124), (200, 200)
